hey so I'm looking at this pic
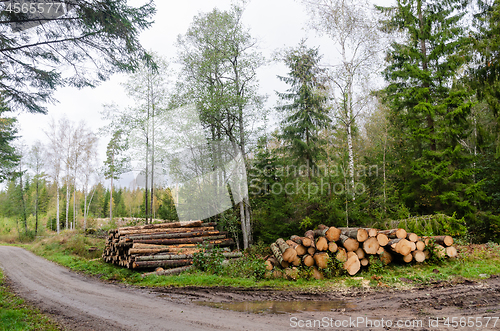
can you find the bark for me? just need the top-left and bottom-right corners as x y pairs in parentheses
(270, 243), (289, 268)
(133, 259), (192, 269)
(426, 236), (454, 247)
(340, 228), (368, 242)
(387, 238), (412, 256)
(378, 228), (407, 239)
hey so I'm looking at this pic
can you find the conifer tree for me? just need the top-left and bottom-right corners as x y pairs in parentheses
(377, 0), (478, 216)
(276, 42), (330, 179)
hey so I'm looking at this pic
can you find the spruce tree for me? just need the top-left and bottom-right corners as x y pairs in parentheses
(377, 0), (478, 216)
(276, 42), (330, 179)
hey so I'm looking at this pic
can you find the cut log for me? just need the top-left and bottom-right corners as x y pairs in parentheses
(402, 254), (413, 263)
(376, 233), (389, 246)
(313, 252), (330, 269)
(119, 226), (215, 236)
(301, 236), (313, 247)
(344, 255), (360, 276)
(335, 247), (347, 263)
(132, 259), (192, 269)
(315, 237), (328, 251)
(427, 236), (454, 247)
(412, 250), (426, 263)
(409, 241), (416, 252)
(290, 235), (303, 245)
(307, 246), (316, 256)
(434, 244), (446, 258)
(355, 248), (365, 260)
(362, 237), (380, 255)
(446, 246), (458, 258)
(141, 265), (193, 277)
(325, 226), (341, 242)
(340, 234), (359, 252)
(133, 235), (226, 245)
(302, 254), (315, 267)
(286, 240), (307, 256)
(379, 249), (393, 265)
(416, 240), (426, 251)
(135, 252), (242, 262)
(376, 246), (385, 255)
(378, 228), (407, 239)
(304, 230), (316, 249)
(285, 267), (299, 280)
(313, 228), (328, 238)
(119, 220), (202, 231)
(328, 241), (338, 253)
(347, 251), (357, 259)
(291, 256), (302, 266)
(340, 228), (368, 243)
(423, 249), (430, 259)
(265, 256), (277, 270)
(406, 233), (419, 242)
(363, 228), (379, 237)
(360, 258), (369, 267)
(270, 243), (289, 268)
(127, 230), (222, 240)
(312, 267), (324, 280)
(276, 238), (297, 263)
(388, 238), (412, 256)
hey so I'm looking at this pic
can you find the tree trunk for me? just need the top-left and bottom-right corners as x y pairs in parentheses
(56, 181), (60, 234)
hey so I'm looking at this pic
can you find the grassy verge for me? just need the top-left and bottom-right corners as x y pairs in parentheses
(0, 269), (61, 331)
(10, 232), (500, 291)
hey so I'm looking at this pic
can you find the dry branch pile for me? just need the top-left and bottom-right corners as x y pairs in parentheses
(102, 220), (238, 271)
(267, 224), (458, 277)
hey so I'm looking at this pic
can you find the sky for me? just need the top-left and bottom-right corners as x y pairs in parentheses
(13, 0), (393, 187)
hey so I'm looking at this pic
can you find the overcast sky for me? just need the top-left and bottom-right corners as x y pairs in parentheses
(13, 0), (393, 186)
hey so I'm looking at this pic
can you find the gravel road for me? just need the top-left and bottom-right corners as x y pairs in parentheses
(1, 246), (500, 331)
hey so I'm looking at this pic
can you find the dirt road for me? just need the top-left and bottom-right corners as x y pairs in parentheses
(1, 246), (499, 331)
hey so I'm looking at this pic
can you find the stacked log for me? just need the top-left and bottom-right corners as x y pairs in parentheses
(102, 220), (239, 269)
(267, 225), (458, 277)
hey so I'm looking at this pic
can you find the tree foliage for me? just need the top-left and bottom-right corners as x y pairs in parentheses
(0, 0), (155, 113)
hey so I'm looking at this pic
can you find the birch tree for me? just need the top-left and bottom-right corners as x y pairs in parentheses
(176, 3), (264, 248)
(45, 118), (64, 233)
(301, 0), (383, 198)
(27, 141), (45, 235)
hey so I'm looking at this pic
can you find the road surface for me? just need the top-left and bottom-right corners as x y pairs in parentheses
(1, 246), (499, 330)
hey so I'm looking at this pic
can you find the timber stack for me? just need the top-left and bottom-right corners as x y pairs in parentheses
(103, 220), (238, 271)
(267, 224), (458, 277)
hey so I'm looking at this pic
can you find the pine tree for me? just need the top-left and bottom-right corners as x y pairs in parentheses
(276, 42), (330, 179)
(377, 0), (478, 216)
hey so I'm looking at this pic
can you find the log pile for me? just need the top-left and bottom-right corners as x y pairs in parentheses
(267, 224), (458, 277)
(102, 220), (238, 269)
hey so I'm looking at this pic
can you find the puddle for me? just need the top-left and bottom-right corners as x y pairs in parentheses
(195, 300), (356, 314)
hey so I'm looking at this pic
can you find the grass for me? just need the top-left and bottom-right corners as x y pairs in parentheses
(0, 269), (61, 331)
(4, 231), (500, 291)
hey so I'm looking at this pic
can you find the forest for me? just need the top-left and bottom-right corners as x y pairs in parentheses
(0, 0), (499, 248)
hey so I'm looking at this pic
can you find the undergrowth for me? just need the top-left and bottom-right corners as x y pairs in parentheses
(0, 269), (61, 331)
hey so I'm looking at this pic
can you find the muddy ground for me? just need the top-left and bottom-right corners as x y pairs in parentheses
(1, 246), (499, 331)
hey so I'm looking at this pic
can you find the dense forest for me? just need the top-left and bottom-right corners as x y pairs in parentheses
(1, 0), (499, 246)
